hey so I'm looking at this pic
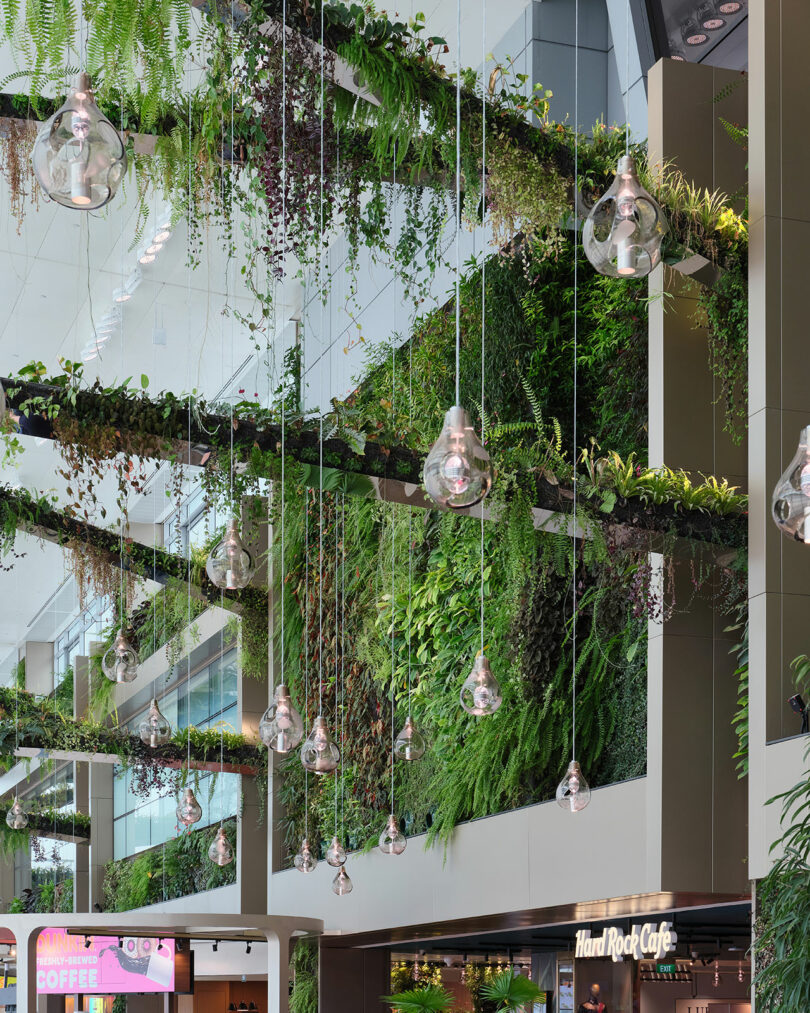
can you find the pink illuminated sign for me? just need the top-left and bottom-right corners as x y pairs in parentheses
(37, 928), (175, 995)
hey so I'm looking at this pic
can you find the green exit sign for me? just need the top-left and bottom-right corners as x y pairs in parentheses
(657, 963), (677, 973)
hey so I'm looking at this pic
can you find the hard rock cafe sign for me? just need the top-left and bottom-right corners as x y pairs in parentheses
(574, 921), (678, 963)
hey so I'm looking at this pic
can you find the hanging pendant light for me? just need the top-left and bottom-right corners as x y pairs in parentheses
(394, 715), (426, 760)
(176, 787), (203, 827)
(332, 865), (353, 895)
(259, 684), (304, 753)
(326, 835), (347, 867)
(300, 716), (340, 774)
(138, 698), (172, 748)
(101, 629), (139, 684)
(32, 72), (127, 210)
(555, 760), (591, 812)
(583, 155), (668, 279)
(772, 428), (810, 542)
(460, 654), (502, 716)
(5, 797), (28, 830)
(293, 838), (318, 873)
(424, 407), (492, 510)
(208, 825), (234, 866)
(378, 814), (406, 855)
(206, 519), (255, 590)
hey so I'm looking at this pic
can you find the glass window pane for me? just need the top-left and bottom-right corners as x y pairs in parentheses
(114, 817), (126, 861)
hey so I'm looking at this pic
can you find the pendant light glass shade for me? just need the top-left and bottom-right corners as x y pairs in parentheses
(555, 760), (591, 812)
(208, 825), (234, 866)
(582, 155), (668, 279)
(138, 698), (172, 748)
(293, 838), (318, 873)
(424, 407), (492, 510)
(460, 654), (502, 716)
(32, 72), (127, 210)
(5, 797), (28, 830)
(176, 787), (203, 827)
(206, 519), (255, 590)
(300, 716), (340, 774)
(394, 715), (426, 760)
(101, 629), (139, 683)
(332, 865), (353, 895)
(326, 835), (347, 867)
(772, 427), (810, 542)
(378, 814), (407, 855)
(259, 684), (304, 753)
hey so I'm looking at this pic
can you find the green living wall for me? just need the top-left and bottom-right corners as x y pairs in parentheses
(276, 239), (651, 861)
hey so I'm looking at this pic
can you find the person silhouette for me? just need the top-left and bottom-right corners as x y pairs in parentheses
(578, 983), (606, 1013)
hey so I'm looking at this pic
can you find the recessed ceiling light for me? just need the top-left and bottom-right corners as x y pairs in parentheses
(682, 18), (708, 43)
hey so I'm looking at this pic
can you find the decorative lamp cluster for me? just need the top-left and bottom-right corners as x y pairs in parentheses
(379, 814), (407, 855)
(300, 716), (340, 774)
(206, 519), (255, 590)
(32, 73), (126, 210)
(102, 629), (139, 684)
(394, 715), (426, 761)
(460, 655), (502, 716)
(294, 838), (318, 874)
(555, 760), (591, 812)
(583, 155), (667, 279)
(423, 407), (493, 511)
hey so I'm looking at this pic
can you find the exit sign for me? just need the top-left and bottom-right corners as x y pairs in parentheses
(657, 963), (677, 973)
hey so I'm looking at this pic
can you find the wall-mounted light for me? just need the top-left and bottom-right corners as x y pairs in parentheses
(246, 942), (252, 955)
(213, 940), (219, 952)
(84, 937), (92, 949)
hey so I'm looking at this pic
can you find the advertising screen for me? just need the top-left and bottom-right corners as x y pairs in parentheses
(37, 928), (175, 995)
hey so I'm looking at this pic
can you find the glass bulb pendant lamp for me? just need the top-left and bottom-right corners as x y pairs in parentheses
(379, 814), (407, 855)
(300, 716), (340, 774)
(138, 698), (172, 748)
(294, 838), (318, 873)
(394, 715), (426, 760)
(32, 72), (127, 210)
(208, 825), (234, 866)
(423, 406), (492, 510)
(582, 155), (668, 279)
(206, 519), (255, 590)
(772, 427), (810, 542)
(555, 760), (591, 812)
(259, 684), (304, 753)
(5, 797), (28, 830)
(460, 654), (502, 716)
(332, 865), (353, 895)
(326, 835), (347, 867)
(101, 629), (139, 684)
(176, 787), (203, 827)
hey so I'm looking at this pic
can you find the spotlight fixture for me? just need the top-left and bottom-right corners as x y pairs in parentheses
(668, 37), (687, 60)
(84, 937), (92, 949)
(246, 942), (252, 955)
(681, 17), (708, 44)
(772, 428), (810, 541)
(153, 228), (172, 243)
(145, 243), (164, 255)
(117, 938), (123, 949)
(718, 0), (742, 11)
(112, 269), (142, 304)
(138, 250), (156, 265)
(31, 72), (126, 209)
(101, 628), (139, 683)
(583, 154), (667, 278)
(697, 0), (726, 29)
(228, 1005), (237, 1012)
(213, 940), (219, 952)
(238, 1003), (249, 1012)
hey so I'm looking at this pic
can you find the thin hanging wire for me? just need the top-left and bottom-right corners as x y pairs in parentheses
(625, 0), (630, 156)
(185, 40), (194, 780)
(317, 0), (325, 719)
(480, 0), (486, 657)
(304, 496), (310, 838)
(340, 493), (346, 834)
(334, 505), (340, 836)
(390, 304), (396, 815)
(454, 0), (462, 406)
(571, 0), (579, 763)
(278, 0), (288, 699)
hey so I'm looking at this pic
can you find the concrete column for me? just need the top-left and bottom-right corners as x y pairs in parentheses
(645, 57), (748, 894)
(266, 928), (292, 1013)
(319, 942), (390, 1013)
(17, 923), (39, 1011)
(89, 765), (114, 911)
(748, 0), (810, 879)
(73, 762), (89, 913)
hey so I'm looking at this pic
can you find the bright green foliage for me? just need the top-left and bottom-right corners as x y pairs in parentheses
(290, 938), (318, 1013)
(480, 970), (544, 1010)
(102, 817), (237, 911)
(382, 986), (455, 1013)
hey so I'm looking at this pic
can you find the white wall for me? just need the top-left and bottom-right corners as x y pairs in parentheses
(269, 778), (647, 932)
